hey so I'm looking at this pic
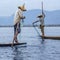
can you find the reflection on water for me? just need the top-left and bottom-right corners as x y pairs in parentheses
(13, 46), (24, 60)
(0, 27), (60, 60)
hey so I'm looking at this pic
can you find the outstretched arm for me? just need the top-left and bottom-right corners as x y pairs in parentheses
(33, 20), (40, 24)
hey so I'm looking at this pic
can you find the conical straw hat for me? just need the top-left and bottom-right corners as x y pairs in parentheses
(18, 4), (26, 11)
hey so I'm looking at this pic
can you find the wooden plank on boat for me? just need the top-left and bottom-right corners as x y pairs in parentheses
(41, 35), (60, 40)
(0, 42), (27, 47)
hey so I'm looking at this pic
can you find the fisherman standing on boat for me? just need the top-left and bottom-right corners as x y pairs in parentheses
(13, 4), (26, 45)
(33, 17), (45, 37)
(33, 13), (45, 36)
(38, 13), (45, 36)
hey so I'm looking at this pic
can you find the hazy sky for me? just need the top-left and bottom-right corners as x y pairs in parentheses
(0, 0), (60, 16)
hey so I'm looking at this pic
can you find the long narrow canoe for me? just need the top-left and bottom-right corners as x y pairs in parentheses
(41, 35), (60, 40)
(0, 42), (27, 47)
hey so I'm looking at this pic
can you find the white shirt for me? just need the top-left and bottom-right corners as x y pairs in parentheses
(40, 17), (44, 25)
(14, 9), (23, 25)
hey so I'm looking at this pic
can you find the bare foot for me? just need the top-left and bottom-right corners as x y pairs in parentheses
(15, 40), (19, 44)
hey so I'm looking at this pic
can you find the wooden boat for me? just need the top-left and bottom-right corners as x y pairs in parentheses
(41, 35), (60, 40)
(0, 42), (27, 47)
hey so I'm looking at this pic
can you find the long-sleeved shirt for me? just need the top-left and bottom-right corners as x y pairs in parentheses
(40, 17), (44, 26)
(14, 9), (23, 25)
(33, 17), (44, 26)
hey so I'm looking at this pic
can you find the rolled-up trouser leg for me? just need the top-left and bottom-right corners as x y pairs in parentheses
(40, 25), (44, 36)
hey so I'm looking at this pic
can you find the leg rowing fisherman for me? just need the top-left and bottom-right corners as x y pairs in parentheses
(12, 4), (26, 46)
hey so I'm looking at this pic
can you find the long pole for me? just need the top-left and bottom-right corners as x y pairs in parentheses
(42, 1), (43, 15)
(41, 1), (45, 38)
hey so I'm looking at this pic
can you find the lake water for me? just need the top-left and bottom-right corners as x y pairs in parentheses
(0, 27), (60, 60)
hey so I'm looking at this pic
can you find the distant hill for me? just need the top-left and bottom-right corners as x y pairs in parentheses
(45, 10), (60, 25)
(0, 9), (60, 26)
(0, 15), (14, 26)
